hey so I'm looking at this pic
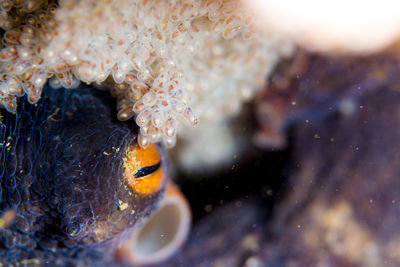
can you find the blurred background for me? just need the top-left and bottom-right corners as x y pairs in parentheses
(161, 2), (400, 265)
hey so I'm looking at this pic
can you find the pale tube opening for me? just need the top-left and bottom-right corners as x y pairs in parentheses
(116, 182), (191, 265)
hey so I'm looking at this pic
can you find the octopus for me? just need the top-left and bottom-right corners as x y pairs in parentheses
(0, 85), (190, 266)
(1, 4), (400, 265)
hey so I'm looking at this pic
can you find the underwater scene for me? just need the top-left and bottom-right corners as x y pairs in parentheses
(2, 0), (400, 266)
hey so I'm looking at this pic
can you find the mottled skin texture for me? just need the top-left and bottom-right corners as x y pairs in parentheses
(0, 86), (165, 266)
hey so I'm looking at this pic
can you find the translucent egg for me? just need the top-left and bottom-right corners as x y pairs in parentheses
(133, 100), (145, 113)
(142, 91), (157, 107)
(149, 126), (161, 143)
(3, 30), (20, 45)
(136, 109), (151, 127)
(151, 109), (164, 128)
(13, 60), (29, 75)
(49, 76), (62, 89)
(0, 46), (17, 62)
(117, 107), (135, 121)
(162, 135), (176, 148)
(3, 97), (17, 113)
(31, 69), (46, 88)
(112, 66), (125, 84)
(138, 133), (150, 149)
(163, 116), (176, 137)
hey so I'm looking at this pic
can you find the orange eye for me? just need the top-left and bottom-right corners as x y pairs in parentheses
(123, 144), (164, 195)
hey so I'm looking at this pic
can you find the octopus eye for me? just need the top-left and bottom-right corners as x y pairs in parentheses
(123, 143), (164, 195)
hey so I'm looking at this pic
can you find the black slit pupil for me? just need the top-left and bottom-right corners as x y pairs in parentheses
(134, 161), (161, 178)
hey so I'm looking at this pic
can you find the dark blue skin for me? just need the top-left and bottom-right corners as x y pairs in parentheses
(0, 85), (166, 266)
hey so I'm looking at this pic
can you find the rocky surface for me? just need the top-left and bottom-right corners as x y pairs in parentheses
(162, 52), (400, 267)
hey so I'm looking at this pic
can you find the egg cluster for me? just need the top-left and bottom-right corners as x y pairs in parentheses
(0, 0), (293, 148)
(0, 0), (59, 111)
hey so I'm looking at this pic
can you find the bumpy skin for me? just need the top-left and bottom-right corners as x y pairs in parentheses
(0, 85), (165, 266)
